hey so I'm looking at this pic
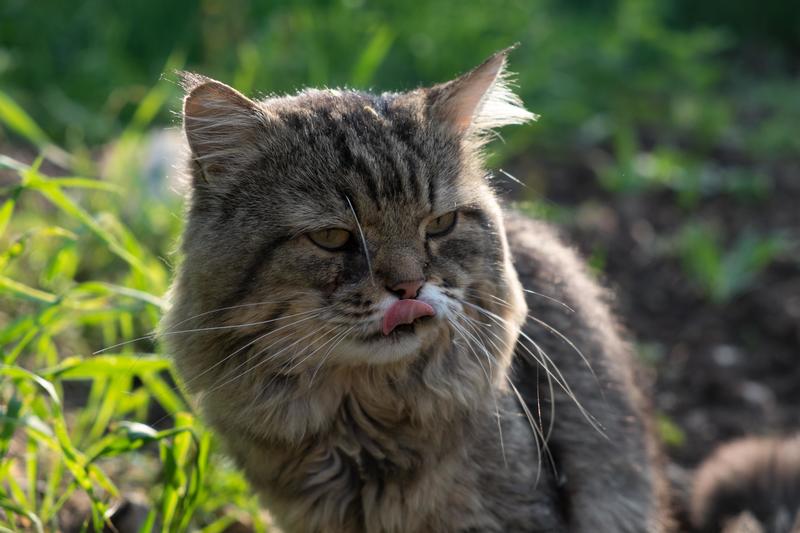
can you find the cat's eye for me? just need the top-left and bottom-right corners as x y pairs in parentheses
(308, 228), (352, 250)
(426, 211), (457, 238)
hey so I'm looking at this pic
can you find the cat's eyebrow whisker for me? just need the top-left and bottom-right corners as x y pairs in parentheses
(497, 168), (527, 188)
(346, 195), (374, 284)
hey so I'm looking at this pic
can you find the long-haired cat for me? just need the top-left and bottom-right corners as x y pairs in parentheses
(163, 48), (670, 532)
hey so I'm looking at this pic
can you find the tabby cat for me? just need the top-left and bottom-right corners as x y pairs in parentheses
(163, 48), (670, 532)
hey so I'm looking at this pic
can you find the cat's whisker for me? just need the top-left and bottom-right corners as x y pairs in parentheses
(468, 302), (582, 415)
(497, 168), (526, 188)
(521, 289), (575, 313)
(462, 300), (606, 437)
(524, 313), (599, 386)
(466, 287), (593, 384)
(307, 325), (359, 386)
(253, 326), (340, 389)
(459, 302), (567, 401)
(140, 312), (329, 429)
(284, 324), (353, 377)
(95, 303), (324, 354)
(449, 315), (508, 468)
(181, 311), (326, 390)
(162, 292), (317, 333)
(448, 318), (492, 384)
(463, 311), (557, 446)
(208, 323), (330, 395)
(454, 313), (555, 483)
(466, 286), (574, 314)
(456, 311), (555, 447)
(505, 374), (558, 486)
(265, 326), (344, 389)
(346, 195), (374, 284)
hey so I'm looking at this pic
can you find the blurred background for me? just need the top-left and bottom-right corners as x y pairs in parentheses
(1, 0), (798, 530)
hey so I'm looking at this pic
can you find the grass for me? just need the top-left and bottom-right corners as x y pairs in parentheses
(0, 97), (268, 530)
(0, 0), (797, 528)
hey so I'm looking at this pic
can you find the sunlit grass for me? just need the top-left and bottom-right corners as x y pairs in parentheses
(0, 94), (268, 531)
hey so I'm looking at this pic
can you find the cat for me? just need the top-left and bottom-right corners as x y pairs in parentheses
(162, 47), (671, 532)
(691, 435), (800, 533)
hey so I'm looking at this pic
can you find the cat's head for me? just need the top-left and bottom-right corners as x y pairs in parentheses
(166, 48), (534, 388)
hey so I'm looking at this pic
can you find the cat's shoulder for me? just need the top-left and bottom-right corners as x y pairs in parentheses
(501, 209), (589, 283)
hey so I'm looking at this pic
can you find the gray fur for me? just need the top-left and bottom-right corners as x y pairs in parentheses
(163, 49), (669, 532)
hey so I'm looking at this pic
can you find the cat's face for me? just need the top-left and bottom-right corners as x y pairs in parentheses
(168, 50), (533, 380)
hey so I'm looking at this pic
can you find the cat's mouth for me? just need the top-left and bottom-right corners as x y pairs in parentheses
(364, 314), (436, 342)
(381, 299), (436, 335)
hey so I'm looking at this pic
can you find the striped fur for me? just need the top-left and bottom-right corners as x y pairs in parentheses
(163, 49), (669, 532)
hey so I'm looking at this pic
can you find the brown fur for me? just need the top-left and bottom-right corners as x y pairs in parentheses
(692, 435), (800, 533)
(163, 49), (669, 532)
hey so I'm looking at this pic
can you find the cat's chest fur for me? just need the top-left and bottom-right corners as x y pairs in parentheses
(225, 395), (468, 531)
(218, 383), (563, 533)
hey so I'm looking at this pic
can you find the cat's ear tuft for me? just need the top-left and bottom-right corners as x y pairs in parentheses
(179, 72), (267, 177)
(429, 46), (537, 134)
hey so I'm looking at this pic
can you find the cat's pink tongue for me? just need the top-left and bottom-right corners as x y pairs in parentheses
(382, 300), (435, 336)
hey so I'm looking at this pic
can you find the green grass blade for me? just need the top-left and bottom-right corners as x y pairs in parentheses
(0, 495), (44, 533)
(0, 366), (60, 405)
(0, 92), (49, 147)
(0, 275), (58, 304)
(30, 181), (151, 276)
(0, 195), (17, 237)
(351, 26), (394, 87)
(140, 371), (186, 415)
(43, 354), (168, 379)
(45, 177), (121, 193)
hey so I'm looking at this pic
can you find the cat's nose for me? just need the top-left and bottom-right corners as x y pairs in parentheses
(388, 279), (424, 300)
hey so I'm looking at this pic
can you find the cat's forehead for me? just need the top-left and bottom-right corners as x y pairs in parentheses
(266, 88), (401, 115)
(261, 88), (422, 137)
(254, 89), (483, 221)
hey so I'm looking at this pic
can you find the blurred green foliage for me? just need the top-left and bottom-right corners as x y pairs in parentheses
(0, 0), (797, 529)
(1, 0), (796, 153)
(675, 225), (786, 304)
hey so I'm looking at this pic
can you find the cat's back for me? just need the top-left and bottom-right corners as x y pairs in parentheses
(503, 211), (620, 349)
(503, 210), (672, 532)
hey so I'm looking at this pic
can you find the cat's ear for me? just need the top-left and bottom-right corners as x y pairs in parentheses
(180, 72), (267, 177)
(429, 46), (537, 134)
